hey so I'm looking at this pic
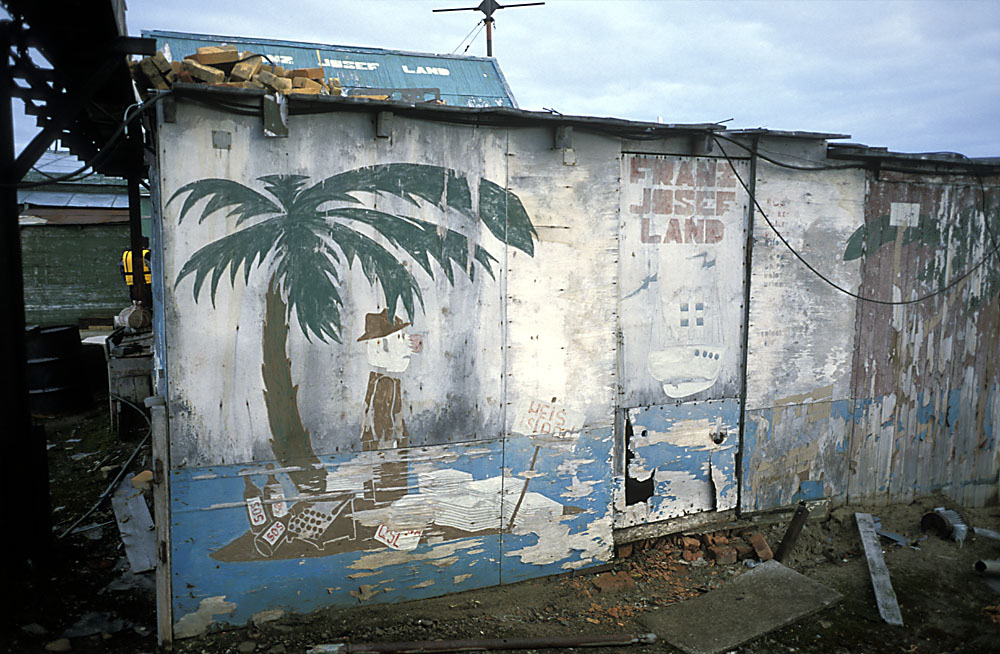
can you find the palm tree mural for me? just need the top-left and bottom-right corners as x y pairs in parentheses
(170, 164), (537, 494)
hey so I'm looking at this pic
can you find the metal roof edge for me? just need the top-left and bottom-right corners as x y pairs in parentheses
(168, 84), (726, 135)
(727, 129), (851, 140)
(827, 143), (1000, 169)
(490, 59), (518, 109)
(142, 30), (501, 63)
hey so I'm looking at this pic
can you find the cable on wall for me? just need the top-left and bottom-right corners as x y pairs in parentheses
(712, 134), (1000, 306)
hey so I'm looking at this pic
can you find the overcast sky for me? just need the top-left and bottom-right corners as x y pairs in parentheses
(15, 0), (1000, 157)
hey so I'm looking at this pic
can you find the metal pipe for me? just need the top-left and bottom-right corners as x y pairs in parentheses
(485, 18), (493, 57)
(774, 501), (809, 562)
(975, 559), (1000, 576)
(309, 632), (658, 653)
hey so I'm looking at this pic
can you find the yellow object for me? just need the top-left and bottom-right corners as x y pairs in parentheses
(122, 249), (151, 286)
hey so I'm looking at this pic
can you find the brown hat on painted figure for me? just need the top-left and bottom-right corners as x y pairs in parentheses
(357, 308), (410, 342)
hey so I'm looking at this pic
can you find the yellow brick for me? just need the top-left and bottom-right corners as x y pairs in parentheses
(254, 70), (292, 93)
(292, 77), (322, 91)
(289, 67), (324, 80)
(148, 51), (172, 75)
(138, 56), (170, 90)
(181, 59), (226, 84)
(230, 52), (262, 82)
(195, 45), (240, 66)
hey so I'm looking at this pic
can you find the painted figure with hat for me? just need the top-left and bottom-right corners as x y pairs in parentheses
(358, 308), (421, 503)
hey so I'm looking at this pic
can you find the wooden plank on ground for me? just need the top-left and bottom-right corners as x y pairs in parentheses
(855, 512), (904, 626)
(112, 482), (156, 573)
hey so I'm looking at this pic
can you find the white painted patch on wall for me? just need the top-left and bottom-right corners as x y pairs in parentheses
(348, 538), (484, 571)
(506, 519), (609, 568)
(632, 417), (729, 451)
(512, 399), (587, 436)
(563, 475), (598, 499)
(374, 525), (422, 551)
(650, 469), (714, 518)
(173, 595), (237, 639)
(889, 202), (921, 227)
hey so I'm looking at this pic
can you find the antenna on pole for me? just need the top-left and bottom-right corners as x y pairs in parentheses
(434, 0), (544, 57)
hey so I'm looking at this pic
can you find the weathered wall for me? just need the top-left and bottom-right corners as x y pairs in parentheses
(157, 102), (615, 634)
(847, 172), (1000, 506)
(741, 154), (864, 511)
(21, 222), (131, 325)
(155, 95), (1000, 637)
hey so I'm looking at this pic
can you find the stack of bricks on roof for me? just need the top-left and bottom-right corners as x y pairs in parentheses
(132, 45), (357, 99)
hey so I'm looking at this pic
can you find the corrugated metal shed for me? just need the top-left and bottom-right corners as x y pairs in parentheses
(144, 30), (518, 108)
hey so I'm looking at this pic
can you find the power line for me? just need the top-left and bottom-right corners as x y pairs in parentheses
(450, 18), (484, 54)
(461, 21), (487, 54)
(712, 135), (999, 306)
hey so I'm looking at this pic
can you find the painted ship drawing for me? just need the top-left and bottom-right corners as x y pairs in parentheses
(647, 292), (726, 398)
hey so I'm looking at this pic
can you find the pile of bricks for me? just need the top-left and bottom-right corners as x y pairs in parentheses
(130, 45), (342, 99)
(618, 529), (774, 566)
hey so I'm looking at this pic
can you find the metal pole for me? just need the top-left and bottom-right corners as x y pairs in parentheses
(485, 17), (493, 57)
(774, 501), (809, 562)
(0, 19), (50, 589)
(126, 122), (148, 307)
(310, 632), (658, 653)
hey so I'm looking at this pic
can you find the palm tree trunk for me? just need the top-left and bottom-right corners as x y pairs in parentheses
(262, 274), (325, 494)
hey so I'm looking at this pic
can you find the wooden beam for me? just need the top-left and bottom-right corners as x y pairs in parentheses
(855, 512), (904, 626)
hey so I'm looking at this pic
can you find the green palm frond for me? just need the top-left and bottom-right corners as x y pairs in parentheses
(478, 178), (537, 256)
(174, 219), (282, 305)
(172, 166), (538, 343)
(273, 242), (345, 343)
(327, 222), (424, 322)
(293, 163), (474, 216)
(843, 213), (937, 261)
(258, 175), (310, 211)
(168, 178), (282, 226)
(326, 207), (498, 284)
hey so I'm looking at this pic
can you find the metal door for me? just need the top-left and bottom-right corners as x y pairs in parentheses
(615, 153), (750, 528)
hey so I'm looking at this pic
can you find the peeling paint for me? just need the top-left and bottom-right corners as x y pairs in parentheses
(173, 595), (236, 639)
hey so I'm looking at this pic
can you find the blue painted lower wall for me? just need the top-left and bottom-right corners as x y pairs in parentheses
(170, 428), (613, 633)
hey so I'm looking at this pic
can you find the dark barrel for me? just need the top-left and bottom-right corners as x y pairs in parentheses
(25, 325), (89, 414)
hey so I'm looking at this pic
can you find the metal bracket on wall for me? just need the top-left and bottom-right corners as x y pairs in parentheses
(212, 130), (232, 150)
(158, 93), (176, 124)
(263, 93), (288, 138)
(555, 125), (573, 149)
(555, 126), (576, 165)
(689, 134), (715, 156)
(376, 111), (393, 139)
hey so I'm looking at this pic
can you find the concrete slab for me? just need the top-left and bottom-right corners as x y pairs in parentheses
(639, 560), (842, 654)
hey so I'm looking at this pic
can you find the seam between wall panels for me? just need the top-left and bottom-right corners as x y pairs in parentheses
(614, 149), (625, 479)
(845, 174), (870, 505)
(151, 104), (174, 643)
(735, 140), (758, 516)
(499, 128), (510, 585)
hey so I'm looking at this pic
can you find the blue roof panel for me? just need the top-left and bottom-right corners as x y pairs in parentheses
(143, 30), (517, 108)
